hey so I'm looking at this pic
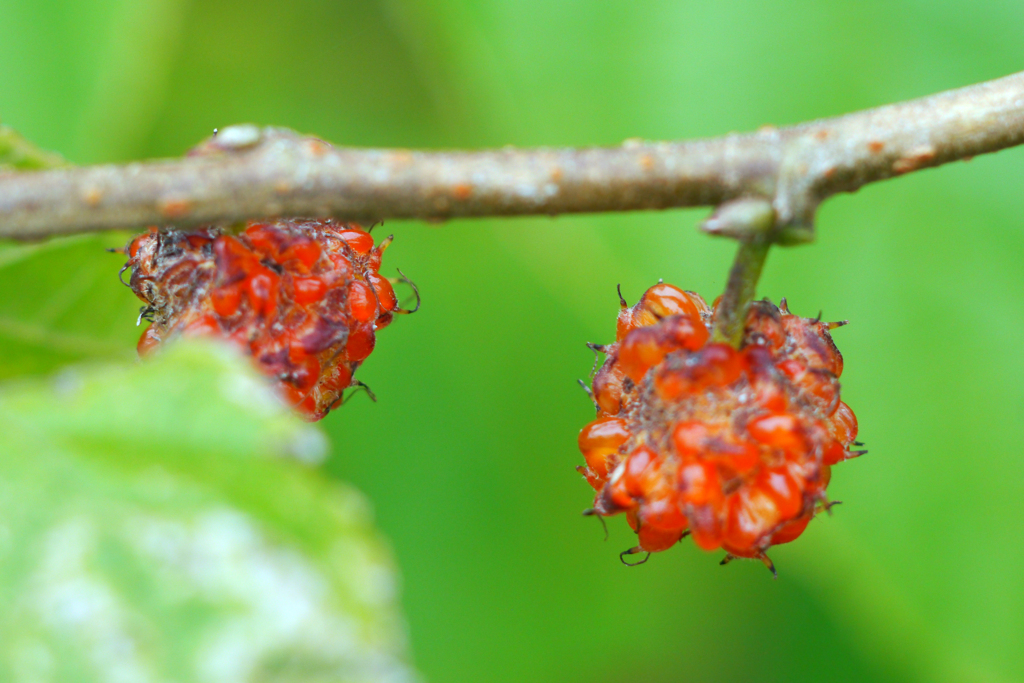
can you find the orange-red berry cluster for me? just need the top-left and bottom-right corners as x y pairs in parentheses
(123, 219), (411, 421)
(578, 284), (860, 573)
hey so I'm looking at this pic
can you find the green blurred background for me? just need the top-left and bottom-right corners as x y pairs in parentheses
(2, 1), (1024, 681)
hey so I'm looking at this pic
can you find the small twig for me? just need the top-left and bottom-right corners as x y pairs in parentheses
(2, 71), (1024, 240)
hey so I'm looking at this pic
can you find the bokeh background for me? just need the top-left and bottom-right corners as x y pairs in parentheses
(3, 1), (1024, 681)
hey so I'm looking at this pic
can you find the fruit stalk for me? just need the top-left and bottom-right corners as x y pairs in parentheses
(713, 240), (770, 347)
(704, 197), (776, 348)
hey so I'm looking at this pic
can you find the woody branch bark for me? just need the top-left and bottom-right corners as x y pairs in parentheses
(2, 70), (1024, 240)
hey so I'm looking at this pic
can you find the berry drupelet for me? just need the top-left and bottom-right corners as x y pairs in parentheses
(578, 283), (861, 574)
(122, 219), (414, 421)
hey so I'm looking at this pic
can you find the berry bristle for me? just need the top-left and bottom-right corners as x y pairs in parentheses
(578, 283), (858, 573)
(122, 218), (411, 421)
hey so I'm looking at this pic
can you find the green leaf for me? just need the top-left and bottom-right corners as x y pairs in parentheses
(0, 129), (138, 384)
(0, 233), (143, 380)
(0, 341), (417, 683)
(0, 124), (67, 171)
(0, 125), (154, 380)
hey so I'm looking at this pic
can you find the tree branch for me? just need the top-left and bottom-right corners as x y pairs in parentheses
(3, 71), (1024, 240)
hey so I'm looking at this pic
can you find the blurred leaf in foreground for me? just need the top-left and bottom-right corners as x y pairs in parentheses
(0, 341), (417, 683)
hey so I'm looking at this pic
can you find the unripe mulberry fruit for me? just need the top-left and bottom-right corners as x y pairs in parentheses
(578, 284), (861, 575)
(121, 219), (416, 421)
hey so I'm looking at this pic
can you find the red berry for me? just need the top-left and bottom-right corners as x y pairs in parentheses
(293, 277), (328, 305)
(616, 283), (710, 341)
(579, 284), (859, 573)
(348, 280), (378, 323)
(122, 219), (412, 421)
(578, 417), (630, 480)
